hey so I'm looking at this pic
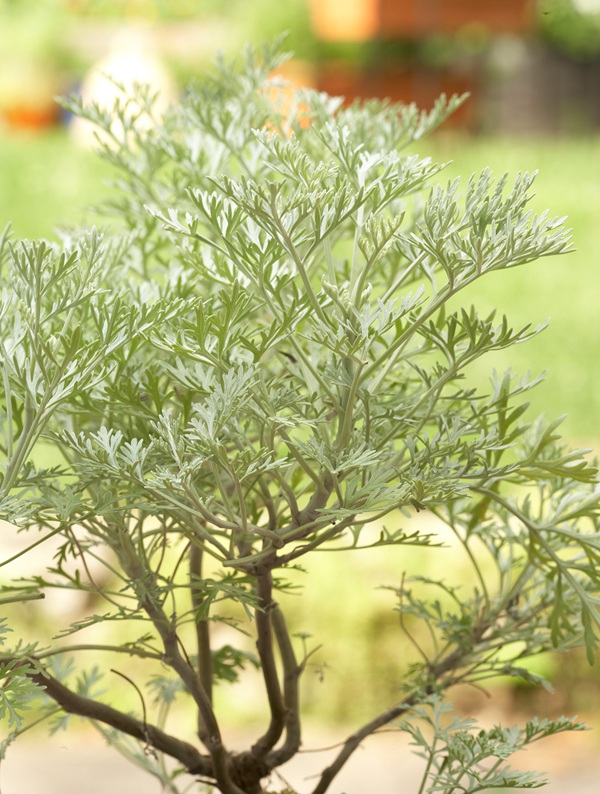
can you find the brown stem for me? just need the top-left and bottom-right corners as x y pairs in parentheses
(223, 479), (335, 573)
(295, 481), (333, 529)
(275, 514), (357, 565)
(258, 478), (278, 535)
(310, 641), (479, 794)
(118, 540), (245, 794)
(310, 696), (418, 794)
(25, 664), (212, 775)
(266, 603), (302, 767)
(251, 571), (286, 758)
(190, 542), (213, 737)
(268, 481), (336, 565)
(140, 590), (247, 794)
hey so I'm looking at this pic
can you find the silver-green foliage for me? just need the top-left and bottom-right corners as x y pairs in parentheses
(1, 42), (598, 794)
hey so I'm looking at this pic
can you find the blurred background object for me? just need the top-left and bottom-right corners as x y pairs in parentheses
(0, 0), (75, 129)
(70, 23), (177, 147)
(3, 0), (600, 132)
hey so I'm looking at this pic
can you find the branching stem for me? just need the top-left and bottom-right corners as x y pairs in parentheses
(24, 664), (212, 775)
(252, 571), (286, 757)
(190, 541), (213, 735)
(267, 604), (302, 767)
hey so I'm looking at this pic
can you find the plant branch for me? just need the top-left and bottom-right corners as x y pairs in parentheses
(4, 644), (162, 662)
(275, 514), (358, 564)
(266, 603), (302, 767)
(0, 525), (65, 569)
(309, 632), (485, 794)
(251, 570), (286, 758)
(190, 541), (213, 736)
(0, 591), (45, 605)
(23, 662), (212, 775)
(309, 695), (418, 794)
(116, 536), (245, 794)
(269, 186), (329, 326)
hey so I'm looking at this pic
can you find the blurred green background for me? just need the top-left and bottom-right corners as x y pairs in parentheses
(2, 0), (600, 734)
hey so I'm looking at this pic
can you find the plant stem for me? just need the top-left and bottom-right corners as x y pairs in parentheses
(0, 592), (45, 605)
(267, 604), (302, 767)
(190, 541), (213, 736)
(118, 540), (245, 794)
(24, 663), (212, 775)
(309, 696), (417, 794)
(269, 187), (329, 327)
(252, 570), (286, 757)
(17, 643), (162, 661)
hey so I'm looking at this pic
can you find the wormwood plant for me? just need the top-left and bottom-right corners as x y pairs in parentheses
(1, 43), (600, 794)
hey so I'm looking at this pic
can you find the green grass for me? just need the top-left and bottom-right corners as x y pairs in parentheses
(425, 135), (600, 444)
(0, 127), (110, 239)
(1, 127), (599, 442)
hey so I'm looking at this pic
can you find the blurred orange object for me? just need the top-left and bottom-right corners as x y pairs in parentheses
(3, 103), (60, 131)
(310, 0), (533, 40)
(309, 0), (379, 41)
(266, 60), (316, 132)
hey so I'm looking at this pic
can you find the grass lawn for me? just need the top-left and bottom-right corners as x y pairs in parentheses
(426, 135), (600, 445)
(0, 127), (110, 239)
(1, 126), (599, 443)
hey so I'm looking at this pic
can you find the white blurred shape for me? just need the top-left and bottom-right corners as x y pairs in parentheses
(572, 0), (600, 13)
(71, 24), (177, 148)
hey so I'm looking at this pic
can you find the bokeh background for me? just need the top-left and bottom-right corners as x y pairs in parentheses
(2, 1), (600, 791)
